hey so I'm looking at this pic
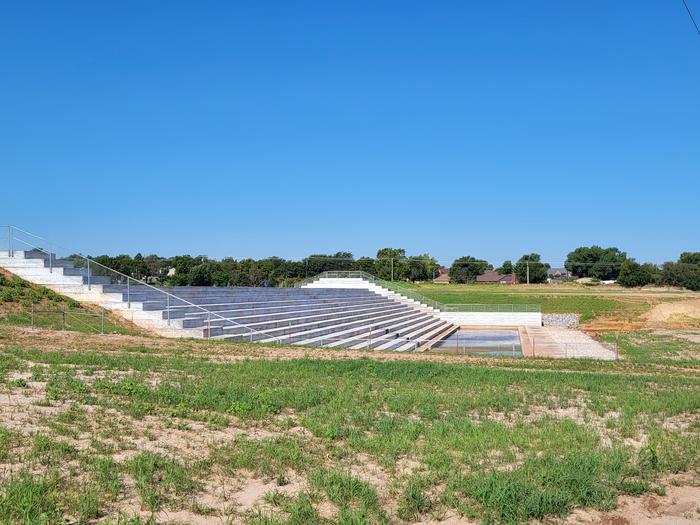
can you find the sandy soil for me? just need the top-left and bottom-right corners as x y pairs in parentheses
(644, 299), (700, 326)
(566, 476), (700, 524)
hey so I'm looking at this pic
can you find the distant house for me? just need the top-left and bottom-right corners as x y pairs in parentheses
(476, 271), (516, 284)
(432, 267), (450, 283)
(547, 267), (573, 282)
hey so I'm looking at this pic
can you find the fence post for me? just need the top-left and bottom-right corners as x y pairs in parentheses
(532, 337), (536, 358)
(49, 244), (52, 273)
(101, 308), (105, 335)
(61, 305), (66, 331)
(127, 279), (131, 308)
(7, 226), (12, 257)
(87, 259), (91, 290)
(166, 294), (170, 326)
(207, 312), (210, 342)
(31, 303), (35, 330)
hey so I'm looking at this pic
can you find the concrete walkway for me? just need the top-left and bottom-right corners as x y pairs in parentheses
(525, 326), (618, 360)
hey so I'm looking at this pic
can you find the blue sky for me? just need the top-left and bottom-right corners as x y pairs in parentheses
(1, 1), (698, 266)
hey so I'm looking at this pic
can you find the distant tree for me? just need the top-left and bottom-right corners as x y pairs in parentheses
(144, 254), (166, 283)
(303, 252), (354, 276)
(352, 257), (376, 274)
(375, 248), (407, 280)
(565, 246), (627, 280)
(189, 262), (215, 286)
(659, 260), (700, 291)
(679, 252), (700, 265)
(514, 254), (550, 284)
(449, 256), (489, 284)
(496, 260), (513, 275)
(617, 260), (656, 288)
(131, 253), (149, 280)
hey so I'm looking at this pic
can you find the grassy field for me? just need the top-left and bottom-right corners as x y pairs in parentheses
(0, 327), (698, 524)
(405, 282), (698, 322)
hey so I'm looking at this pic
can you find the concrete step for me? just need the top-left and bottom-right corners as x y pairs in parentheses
(184, 301), (399, 329)
(286, 310), (428, 347)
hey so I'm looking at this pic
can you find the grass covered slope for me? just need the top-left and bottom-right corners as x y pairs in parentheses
(0, 269), (138, 335)
(0, 327), (698, 524)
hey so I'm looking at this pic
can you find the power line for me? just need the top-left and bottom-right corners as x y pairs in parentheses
(683, 0), (700, 35)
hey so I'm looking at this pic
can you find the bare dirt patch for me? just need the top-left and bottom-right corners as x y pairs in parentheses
(644, 300), (700, 328)
(566, 475), (700, 525)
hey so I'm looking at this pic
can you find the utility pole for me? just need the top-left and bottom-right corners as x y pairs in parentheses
(526, 261), (530, 285)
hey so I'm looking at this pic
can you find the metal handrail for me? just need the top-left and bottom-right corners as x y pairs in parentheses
(3, 225), (280, 343)
(296, 271), (541, 313)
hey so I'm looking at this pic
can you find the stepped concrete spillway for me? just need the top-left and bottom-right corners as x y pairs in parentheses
(0, 250), (457, 351)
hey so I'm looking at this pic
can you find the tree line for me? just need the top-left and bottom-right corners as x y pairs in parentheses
(447, 246), (700, 291)
(77, 245), (700, 291)
(79, 248), (440, 288)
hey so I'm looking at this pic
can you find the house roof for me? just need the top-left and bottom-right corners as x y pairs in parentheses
(476, 271), (515, 283)
(433, 268), (450, 283)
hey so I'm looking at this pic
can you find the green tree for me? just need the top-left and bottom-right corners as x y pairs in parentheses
(352, 257), (376, 274)
(449, 256), (489, 284)
(189, 262), (214, 286)
(679, 252), (700, 265)
(496, 260), (513, 274)
(514, 254), (550, 284)
(564, 246), (627, 280)
(659, 260), (700, 291)
(375, 248), (407, 280)
(617, 260), (656, 288)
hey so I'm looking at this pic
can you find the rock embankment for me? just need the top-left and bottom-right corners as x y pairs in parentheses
(542, 313), (579, 328)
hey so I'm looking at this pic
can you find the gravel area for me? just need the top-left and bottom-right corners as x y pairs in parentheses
(542, 313), (580, 328)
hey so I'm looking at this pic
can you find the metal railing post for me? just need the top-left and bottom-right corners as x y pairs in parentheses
(127, 279), (131, 308)
(49, 244), (52, 273)
(207, 311), (210, 341)
(166, 294), (170, 326)
(7, 226), (12, 257)
(87, 259), (91, 290)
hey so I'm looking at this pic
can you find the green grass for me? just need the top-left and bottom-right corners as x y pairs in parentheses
(127, 452), (197, 511)
(410, 283), (630, 318)
(601, 330), (700, 366)
(0, 327), (698, 523)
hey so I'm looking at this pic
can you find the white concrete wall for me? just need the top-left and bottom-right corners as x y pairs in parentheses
(438, 312), (542, 327)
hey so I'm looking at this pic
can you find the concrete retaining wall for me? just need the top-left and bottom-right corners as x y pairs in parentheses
(437, 312), (542, 327)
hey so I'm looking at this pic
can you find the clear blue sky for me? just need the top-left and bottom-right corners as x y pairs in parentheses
(1, 1), (698, 266)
